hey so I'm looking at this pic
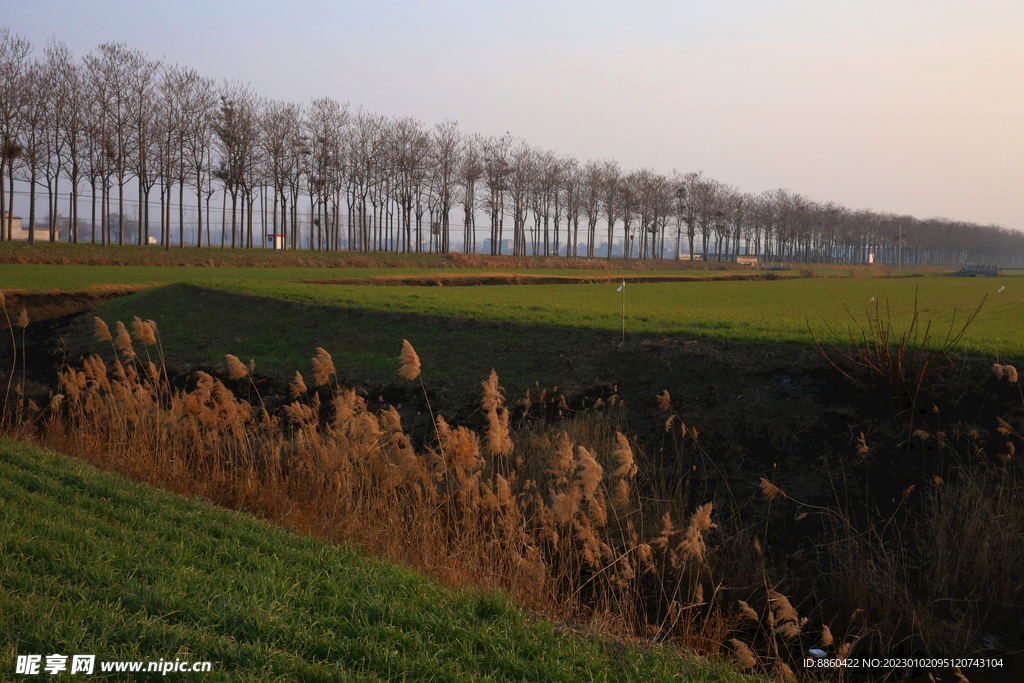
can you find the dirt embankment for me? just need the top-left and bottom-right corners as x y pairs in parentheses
(0, 290), (136, 331)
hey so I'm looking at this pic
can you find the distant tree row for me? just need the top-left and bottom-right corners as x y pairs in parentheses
(2, 29), (1021, 265)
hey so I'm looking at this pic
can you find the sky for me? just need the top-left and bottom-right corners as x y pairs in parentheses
(3, 0), (1022, 231)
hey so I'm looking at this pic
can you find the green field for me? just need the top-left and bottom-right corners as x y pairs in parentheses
(4, 263), (1016, 356)
(216, 277), (1012, 355)
(0, 439), (749, 682)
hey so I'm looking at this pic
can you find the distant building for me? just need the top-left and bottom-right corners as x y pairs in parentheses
(3, 213), (54, 242)
(481, 238), (513, 254)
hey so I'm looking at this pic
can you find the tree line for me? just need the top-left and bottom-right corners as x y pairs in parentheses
(2, 29), (1021, 266)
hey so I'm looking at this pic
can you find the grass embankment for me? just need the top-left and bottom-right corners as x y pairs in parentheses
(0, 439), (747, 682)
(0, 240), (748, 272)
(0, 262), (753, 293)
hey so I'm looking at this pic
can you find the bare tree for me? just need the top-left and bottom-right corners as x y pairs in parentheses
(481, 134), (511, 255)
(457, 133), (483, 253)
(180, 73), (217, 247)
(580, 160), (603, 258)
(212, 80), (259, 248)
(560, 157), (582, 257)
(126, 50), (161, 245)
(530, 149), (559, 256)
(0, 30), (31, 240)
(619, 171), (637, 259)
(600, 160), (621, 258)
(261, 99), (302, 250)
(153, 65), (185, 248)
(16, 62), (48, 243)
(306, 97), (348, 251)
(506, 140), (534, 256)
(48, 41), (87, 243)
(81, 67), (109, 244)
(428, 118), (460, 253)
(40, 41), (69, 241)
(711, 184), (738, 260)
(85, 43), (143, 245)
(691, 175), (721, 259)
(387, 115), (429, 253)
(633, 169), (671, 259)
(347, 108), (383, 252)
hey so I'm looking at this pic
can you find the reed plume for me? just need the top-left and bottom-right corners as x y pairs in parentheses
(759, 478), (782, 501)
(728, 639), (758, 670)
(94, 317), (112, 342)
(611, 432), (636, 479)
(482, 370), (513, 456)
(398, 339), (421, 380)
(312, 348), (335, 387)
(225, 354), (249, 380)
(656, 389), (671, 411)
(737, 600), (759, 622)
(290, 371), (308, 398)
(113, 321), (135, 359)
(131, 316), (158, 346)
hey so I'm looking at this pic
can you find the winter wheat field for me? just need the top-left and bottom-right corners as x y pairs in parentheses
(3, 244), (1023, 682)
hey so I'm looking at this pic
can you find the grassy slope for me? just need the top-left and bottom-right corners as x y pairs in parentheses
(80, 285), (604, 394)
(0, 439), (749, 682)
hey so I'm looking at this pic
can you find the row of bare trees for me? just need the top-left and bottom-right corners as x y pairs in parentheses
(2, 29), (1021, 265)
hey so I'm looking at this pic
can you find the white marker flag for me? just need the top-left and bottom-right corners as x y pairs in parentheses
(617, 280), (625, 292)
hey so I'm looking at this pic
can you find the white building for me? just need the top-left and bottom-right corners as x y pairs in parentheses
(3, 213), (55, 242)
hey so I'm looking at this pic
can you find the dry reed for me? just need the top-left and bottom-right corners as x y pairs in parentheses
(398, 339), (421, 381)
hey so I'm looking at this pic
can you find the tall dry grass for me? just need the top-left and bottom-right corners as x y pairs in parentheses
(29, 319), (730, 644)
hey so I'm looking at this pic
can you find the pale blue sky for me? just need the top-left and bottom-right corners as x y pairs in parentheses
(3, 1), (1022, 230)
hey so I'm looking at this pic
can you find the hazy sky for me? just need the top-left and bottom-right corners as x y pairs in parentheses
(4, 1), (1022, 230)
